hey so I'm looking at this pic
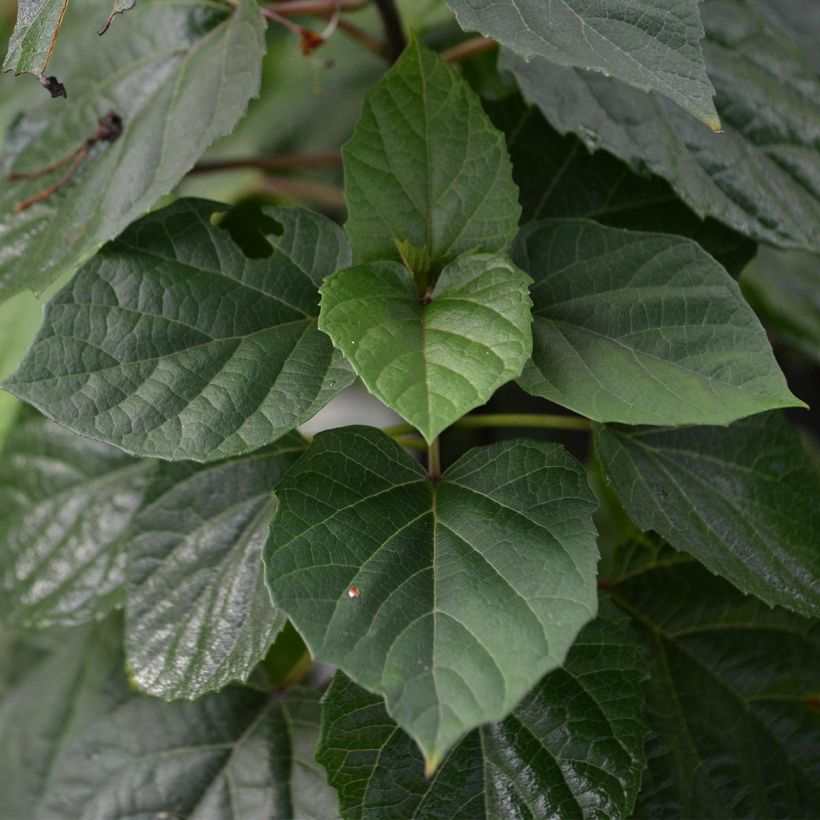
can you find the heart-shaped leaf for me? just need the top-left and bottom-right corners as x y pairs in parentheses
(126, 436), (305, 701)
(342, 36), (521, 270)
(0, 413), (152, 628)
(595, 412), (820, 617)
(4, 200), (355, 462)
(319, 254), (532, 441)
(318, 602), (648, 819)
(514, 219), (802, 426)
(0, 0), (265, 303)
(265, 426), (599, 771)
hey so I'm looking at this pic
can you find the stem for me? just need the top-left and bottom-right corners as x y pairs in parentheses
(333, 17), (387, 56)
(260, 175), (346, 209)
(427, 437), (441, 480)
(191, 152), (341, 175)
(454, 413), (591, 432)
(393, 435), (426, 451)
(372, 0), (406, 62)
(441, 36), (497, 64)
(266, 0), (367, 13)
(383, 422), (416, 437)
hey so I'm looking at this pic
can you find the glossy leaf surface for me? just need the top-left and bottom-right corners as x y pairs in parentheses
(4, 200), (355, 462)
(319, 254), (532, 442)
(318, 602), (647, 819)
(265, 427), (599, 770)
(343, 37), (520, 269)
(596, 412), (820, 617)
(514, 219), (800, 425)
(126, 436), (305, 700)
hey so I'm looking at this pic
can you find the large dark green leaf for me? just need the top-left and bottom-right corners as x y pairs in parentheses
(319, 254), (532, 442)
(0, 413), (152, 628)
(4, 200), (355, 462)
(448, 0), (719, 128)
(595, 412), (820, 617)
(514, 219), (801, 426)
(0, 621), (340, 818)
(318, 602), (647, 819)
(605, 542), (820, 818)
(3, 0), (68, 76)
(741, 247), (820, 363)
(486, 95), (756, 275)
(503, 0), (820, 253)
(343, 36), (520, 270)
(126, 436), (305, 701)
(265, 426), (599, 771)
(0, 0), (265, 303)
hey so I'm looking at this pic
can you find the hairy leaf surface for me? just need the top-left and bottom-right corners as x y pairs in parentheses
(126, 436), (305, 700)
(514, 219), (800, 425)
(3, 0), (68, 76)
(607, 543), (820, 818)
(0, 413), (152, 628)
(318, 602), (647, 819)
(343, 37), (520, 269)
(4, 200), (355, 462)
(319, 254), (532, 442)
(265, 427), (599, 770)
(596, 413), (820, 617)
(0, 0), (265, 303)
(503, 0), (820, 253)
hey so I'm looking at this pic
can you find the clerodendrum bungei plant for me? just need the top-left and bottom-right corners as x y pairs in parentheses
(0, 0), (818, 817)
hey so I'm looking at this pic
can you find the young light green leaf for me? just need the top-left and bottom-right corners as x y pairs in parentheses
(0, 0), (265, 304)
(606, 542), (820, 818)
(596, 412), (820, 617)
(318, 601), (647, 819)
(98, 0), (136, 35)
(319, 254), (532, 442)
(265, 427), (599, 772)
(343, 36), (520, 269)
(126, 436), (305, 701)
(486, 95), (756, 276)
(2, 0), (68, 77)
(4, 200), (355, 462)
(0, 620), (340, 819)
(514, 219), (802, 425)
(0, 413), (152, 628)
(448, 0), (719, 128)
(503, 0), (820, 253)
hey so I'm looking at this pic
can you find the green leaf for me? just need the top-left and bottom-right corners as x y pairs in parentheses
(98, 0), (136, 35)
(595, 412), (820, 617)
(318, 602), (647, 819)
(741, 247), (820, 363)
(606, 542), (820, 818)
(126, 436), (305, 701)
(318, 254), (532, 442)
(448, 0), (719, 128)
(3, 0), (68, 77)
(342, 36), (520, 269)
(265, 427), (599, 771)
(514, 219), (801, 426)
(485, 95), (756, 276)
(3, 200), (355, 462)
(0, 413), (152, 628)
(0, 0), (265, 303)
(0, 620), (340, 818)
(502, 0), (820, 254)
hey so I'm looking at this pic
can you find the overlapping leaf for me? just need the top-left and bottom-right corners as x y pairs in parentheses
(318, 602), (647, 819)
(596, 412), (820, 617)
(514, 219), (801, 425)
(4, 200), (355, 462)
(606, 542), (820, 818)
(343, 37), (520, 269)
(265, 426), (599, 771)
(0, 413), (152, 628)
(319, 254), (532, 442)
(0, 0), (265, 303)
(0, 621), (340, 818)
(503, 0), (820, 253)
(126, 436), (305, 701)
(3, 0), (68, 77)
(486, 95), (756, 275)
